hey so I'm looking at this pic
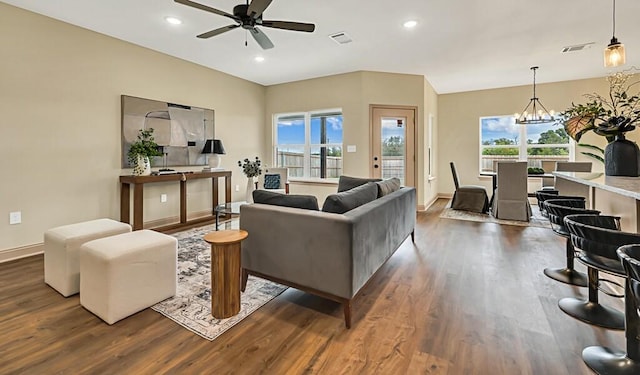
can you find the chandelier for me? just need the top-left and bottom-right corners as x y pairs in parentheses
(515, 66), (555, 124)
(604, 0), (626, 67)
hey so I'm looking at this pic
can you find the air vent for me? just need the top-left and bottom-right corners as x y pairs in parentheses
(561, 42), (595, 53)
(329, 32), (353, 45)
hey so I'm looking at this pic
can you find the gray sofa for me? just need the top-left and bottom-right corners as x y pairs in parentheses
(239, 186), (416, 328)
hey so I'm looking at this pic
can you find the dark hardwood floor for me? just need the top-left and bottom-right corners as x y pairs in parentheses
(0, 199), (625, 374)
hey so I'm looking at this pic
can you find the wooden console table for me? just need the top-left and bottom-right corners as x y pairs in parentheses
(120, 171), (232, 232)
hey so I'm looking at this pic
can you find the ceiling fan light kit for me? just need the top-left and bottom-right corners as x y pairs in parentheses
(515, 66), (555, 125)
(175, 0), (315, 50)
(604, 0), (626, 67)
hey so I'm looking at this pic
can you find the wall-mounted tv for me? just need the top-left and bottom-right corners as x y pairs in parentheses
(121, 95), (215, 168)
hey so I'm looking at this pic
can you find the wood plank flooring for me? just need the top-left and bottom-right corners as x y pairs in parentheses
(0, 199), (625, 374)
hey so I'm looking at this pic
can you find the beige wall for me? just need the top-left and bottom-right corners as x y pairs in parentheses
(437, 75), (623, 195)
(0, 3), (266, 254)
(265, 71), (437, 208)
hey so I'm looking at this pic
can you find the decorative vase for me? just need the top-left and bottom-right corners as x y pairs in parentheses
(604, 134), (640, 177)
(245, 177), (255, 203)
(133, 154), (151, 176)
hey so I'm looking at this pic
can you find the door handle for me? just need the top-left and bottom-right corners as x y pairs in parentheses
(374, 164), (379, 168)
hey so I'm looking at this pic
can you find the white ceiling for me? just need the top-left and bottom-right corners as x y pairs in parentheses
(3, 0), (640, 93)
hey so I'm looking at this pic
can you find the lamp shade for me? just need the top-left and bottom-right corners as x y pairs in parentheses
(202, 139), (226, 155)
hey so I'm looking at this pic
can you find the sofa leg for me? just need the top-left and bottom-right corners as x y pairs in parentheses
(343, 300), (352, 329)
(411, 230), (415, 243)
(241, 268), (248, 292)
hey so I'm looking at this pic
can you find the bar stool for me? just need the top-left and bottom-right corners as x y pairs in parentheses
(535, 189), (558, 217)
(581, 244), (640, 374)
(535, 190), (586, 218)
(560, 214), (637, 330)
(543, 199), (598, 287)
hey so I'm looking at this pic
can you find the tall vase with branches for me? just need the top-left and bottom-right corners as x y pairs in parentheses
(558, 71), (640, 176)
(238, 157), (262, 203)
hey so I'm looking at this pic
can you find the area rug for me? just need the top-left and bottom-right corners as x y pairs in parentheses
(440, 203), (549, 228)
(151, 222), (288, 341)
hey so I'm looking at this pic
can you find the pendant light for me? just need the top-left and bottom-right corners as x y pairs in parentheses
(515, 67), (555, 124)
(604, 0), (626, 67)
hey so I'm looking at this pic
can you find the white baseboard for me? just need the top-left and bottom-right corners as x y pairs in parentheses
(142, 209), (215, 229)
(0, 209), (214, 264)
(0, 243), (43, 263)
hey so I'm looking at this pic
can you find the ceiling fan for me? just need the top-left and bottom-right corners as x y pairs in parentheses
(174, 0), (315, 50)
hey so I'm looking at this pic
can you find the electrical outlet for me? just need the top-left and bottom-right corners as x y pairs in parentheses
(9, 211), (21, 225)
(160, 194), (167, 203)
(235, 185), (240, 192)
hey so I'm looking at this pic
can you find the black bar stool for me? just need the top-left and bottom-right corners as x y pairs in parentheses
(581, 244), (640, 374)
(543, 199), (598, 287)
(535, 189), (558, 217)
(560, 214), (638, 330)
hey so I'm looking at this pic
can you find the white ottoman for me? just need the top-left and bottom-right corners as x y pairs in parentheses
(44, 218), (132, 297)
(79, 229), (177, 325)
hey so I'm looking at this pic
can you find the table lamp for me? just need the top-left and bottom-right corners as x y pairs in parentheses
(202, 139), (226, 169)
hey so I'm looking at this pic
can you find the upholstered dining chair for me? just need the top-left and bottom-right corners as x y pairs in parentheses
(542, 161), (593, 190)
(255, 167), (289, 194)
(492, 161), (531, 221)
(580, 244), (640, 374)
(449, 162), (489, 213)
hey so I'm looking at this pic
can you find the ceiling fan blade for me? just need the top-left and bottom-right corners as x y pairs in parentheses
(249, 27), (274, 50)
(174, 0), (239, 21)
(260, 20), (315, 32)
(197, 24), (240, 39)
(247, 0), (272, 19)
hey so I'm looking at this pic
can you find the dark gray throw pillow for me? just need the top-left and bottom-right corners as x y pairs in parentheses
(252, 190), (319, 210)
(322, 182), (378, 214)
(337, 175), (382, 192)
(376, 177), (401, 198)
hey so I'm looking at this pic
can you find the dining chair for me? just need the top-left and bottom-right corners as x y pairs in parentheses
(449, 162), (489, 213)
(542, 161), (592, 189)
(492, 161), (532, 221)
(255, 167), (290, 194)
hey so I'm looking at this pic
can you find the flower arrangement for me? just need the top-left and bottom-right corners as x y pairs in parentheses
(127, 128), (162, 167)
(558, 71), (640, 142)
(238, 157), (262, 178)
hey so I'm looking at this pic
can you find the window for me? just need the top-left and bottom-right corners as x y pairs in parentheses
(479, 115), (573, 172)
(275, 110), (343, 179)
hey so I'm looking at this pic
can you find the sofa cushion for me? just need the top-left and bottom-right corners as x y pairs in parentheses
(253, 190), (319, 210)
(337, 175), (382, 193)
(322, 182), (379, 214)
(376, 177), (401, 198)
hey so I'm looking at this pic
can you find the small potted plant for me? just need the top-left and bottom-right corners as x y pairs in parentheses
(238, 157), (262, 202)
(557, 71), (640, 176)
(127, 128), (163, 176)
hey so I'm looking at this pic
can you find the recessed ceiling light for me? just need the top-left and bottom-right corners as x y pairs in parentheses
(403, 20), (418, 29)
(254, 56), (265, 62)
(165, 17), (182, 25)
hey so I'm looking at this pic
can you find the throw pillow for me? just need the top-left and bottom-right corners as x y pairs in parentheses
(263, 174), (281, 189)
(376, 177), (401, 198)
(337, 175), (382, 192)
(322, 182), (379, 214)
(252, 190), (319, 210)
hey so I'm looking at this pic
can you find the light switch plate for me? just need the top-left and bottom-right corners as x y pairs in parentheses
(347, 145), (356, 152)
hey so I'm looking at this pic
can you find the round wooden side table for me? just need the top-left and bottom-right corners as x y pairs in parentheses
(203, 229), (249, 319)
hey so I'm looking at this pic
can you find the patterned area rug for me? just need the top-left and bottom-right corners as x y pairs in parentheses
(440, 203), (549, 228)
(151, 221), (287, 341)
